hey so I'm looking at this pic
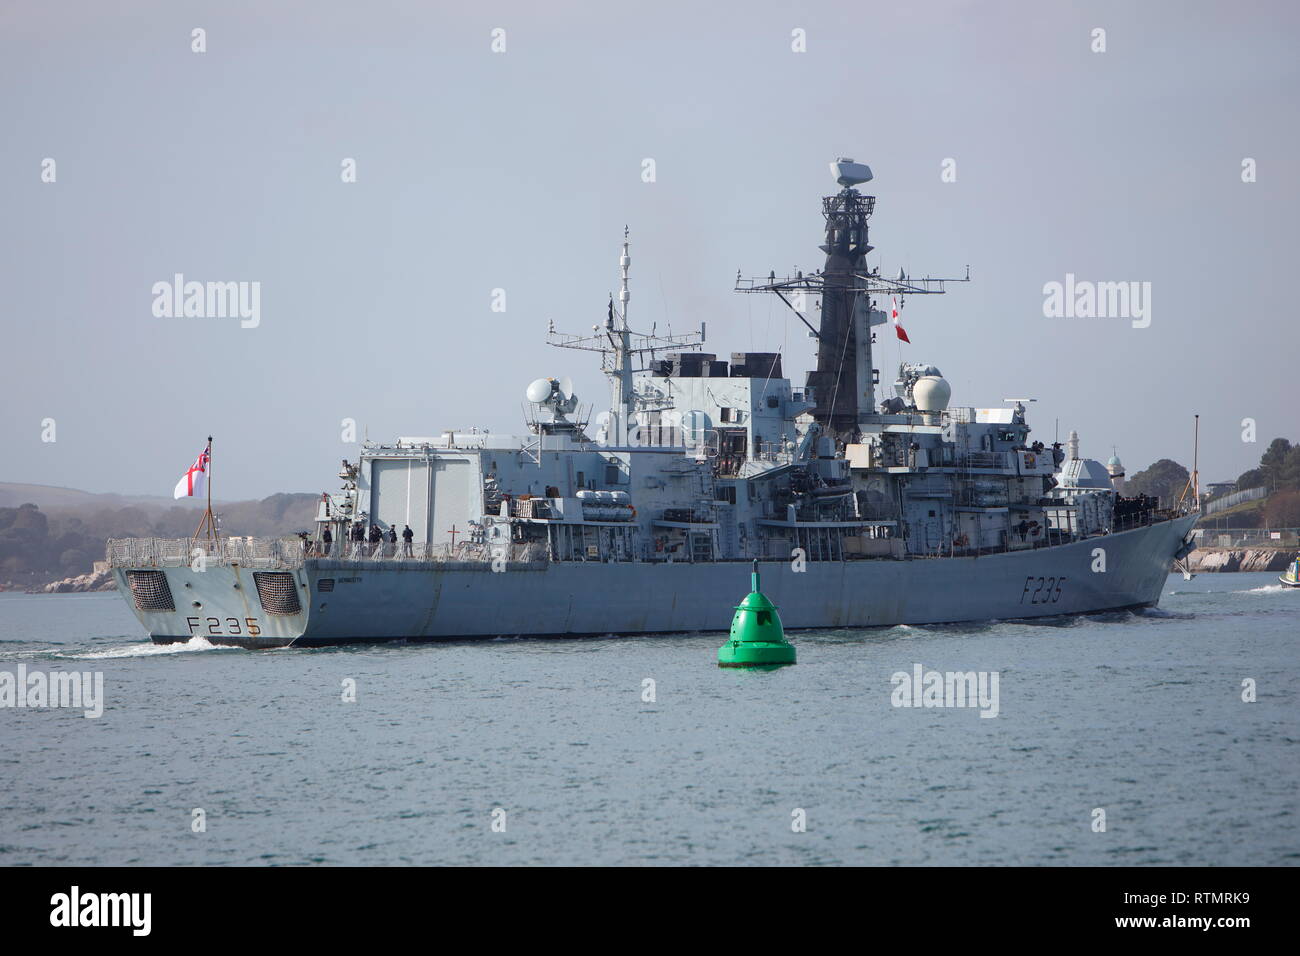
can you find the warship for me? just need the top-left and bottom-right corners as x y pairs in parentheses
(109, 159), (1198, 648)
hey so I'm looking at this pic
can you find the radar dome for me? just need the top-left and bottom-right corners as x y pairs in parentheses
(913, 375), (951, 412)
(525, 378), (553, 404)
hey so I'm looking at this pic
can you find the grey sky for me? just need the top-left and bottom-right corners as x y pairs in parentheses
(2, 0), (1297, 500)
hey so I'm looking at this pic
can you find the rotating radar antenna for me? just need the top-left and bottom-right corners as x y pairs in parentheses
(525, 376), (579, 419)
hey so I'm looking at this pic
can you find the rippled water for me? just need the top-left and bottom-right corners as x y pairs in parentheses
(1, 574), (1296, 866)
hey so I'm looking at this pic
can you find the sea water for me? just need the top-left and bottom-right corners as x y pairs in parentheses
(0, 573), (1295, 865)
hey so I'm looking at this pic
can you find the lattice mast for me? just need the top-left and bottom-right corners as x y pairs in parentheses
(547, 228), (705, 445)
(736, 158), (969, 442)
(813, 179), (875, 439)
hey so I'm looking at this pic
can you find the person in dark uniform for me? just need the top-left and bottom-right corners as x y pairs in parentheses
(368, 524), (382, 557)
(351, 521), (366, 558)
(387, 525), (397, 557)
(402, 524), (414, 557)
(322, 527), (332, 556)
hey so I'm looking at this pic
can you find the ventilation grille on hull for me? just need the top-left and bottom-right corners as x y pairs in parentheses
(126, 570), (175, 612)
(253, 572), (302, 616)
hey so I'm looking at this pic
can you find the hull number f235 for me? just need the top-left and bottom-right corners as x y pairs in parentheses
(186, 616), (262, 637)
(1021, 576), (1065, 605)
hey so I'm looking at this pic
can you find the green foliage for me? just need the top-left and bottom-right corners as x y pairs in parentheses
(1195, 496), (1265, 529)
(0, 494), (318, 583)
(1260, 438), (1292, 485)
(1263, 489), (1300, 527)
(1126, 458), (1190, 505)
(1236, 467), (1265, 490)
(59, 548), (88, 572)
(1236, 437), (1300, 494)
(1278, 446), (1300, 490)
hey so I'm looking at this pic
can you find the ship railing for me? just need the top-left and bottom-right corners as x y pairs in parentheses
(958, 452), (1008, 470)
(902, 508), (1197, 560)
(324, 541), (545, 563)
(1195, 527), (1300, 548)
(106, 536), (306, 569)
(750, 444), (796, 465)
(106, 537), (549, 569)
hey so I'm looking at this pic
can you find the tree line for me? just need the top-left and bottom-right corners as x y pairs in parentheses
(1125, 436), (1300, 527)
(0, 493), (318, 587)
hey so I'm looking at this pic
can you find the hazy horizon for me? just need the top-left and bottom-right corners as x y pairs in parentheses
(3, 0), (1297, 499)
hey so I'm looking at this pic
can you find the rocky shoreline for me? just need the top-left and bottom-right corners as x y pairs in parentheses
(31, 567), (117, 594)
(1185, 548), (1297, 573)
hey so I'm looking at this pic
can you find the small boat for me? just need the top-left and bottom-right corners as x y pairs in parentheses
(1281, 558), (1300, 588)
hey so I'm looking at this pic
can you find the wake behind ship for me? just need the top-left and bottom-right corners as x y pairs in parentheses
(109, 160), (1198, 647)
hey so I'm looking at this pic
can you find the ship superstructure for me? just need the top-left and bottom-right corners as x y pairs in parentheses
(109, 161), (1198, 647)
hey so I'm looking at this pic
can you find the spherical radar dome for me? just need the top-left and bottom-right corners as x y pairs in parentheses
(526, 378), (554, 404)
(913, 375), (952, 412)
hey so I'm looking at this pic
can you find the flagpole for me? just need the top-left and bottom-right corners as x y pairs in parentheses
(206, 435), (213, 543)
(191, 436), (216, 545)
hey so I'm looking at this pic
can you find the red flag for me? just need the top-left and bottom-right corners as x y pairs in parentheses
(891, 296), (910, 343)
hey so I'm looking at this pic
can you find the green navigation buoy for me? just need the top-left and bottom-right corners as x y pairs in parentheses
(718, 560), (796, 668)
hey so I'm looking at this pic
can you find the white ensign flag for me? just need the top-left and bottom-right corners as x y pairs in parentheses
(173, 448), (210, 499)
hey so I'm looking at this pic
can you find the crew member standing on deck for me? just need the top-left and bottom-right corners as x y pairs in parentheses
(402, 524), (414, 557)
(322, 527), (332, 556)
(387, 525), (397, 557)
(368, 524), (382, 557)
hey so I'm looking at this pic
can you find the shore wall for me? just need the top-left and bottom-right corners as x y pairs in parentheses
(1187, 548), (1297, 573)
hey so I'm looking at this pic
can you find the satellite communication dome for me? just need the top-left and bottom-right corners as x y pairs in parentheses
(525, 378), (554, 404)
(913, 375), (952, 412)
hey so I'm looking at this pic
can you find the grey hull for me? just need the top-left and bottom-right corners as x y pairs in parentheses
(116, 516), (1196, 648)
